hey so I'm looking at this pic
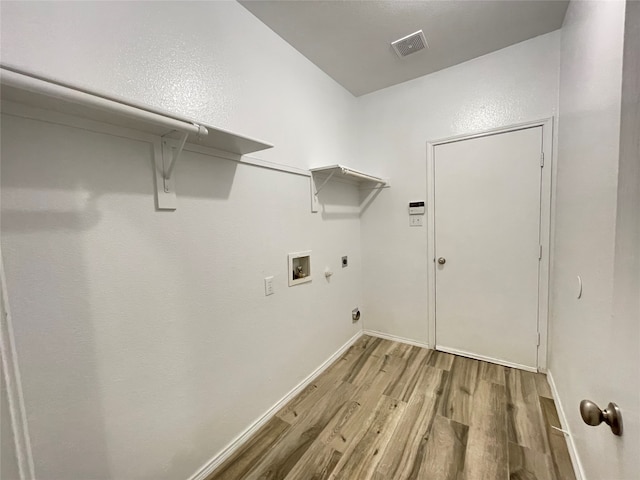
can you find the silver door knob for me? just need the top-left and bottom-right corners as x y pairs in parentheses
(580, 400), (623, 436)
(438, 257), (446, 265)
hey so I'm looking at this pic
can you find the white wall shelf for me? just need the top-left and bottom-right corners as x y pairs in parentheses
(0, 65), (273, 210)
(309, 164), (388, 212)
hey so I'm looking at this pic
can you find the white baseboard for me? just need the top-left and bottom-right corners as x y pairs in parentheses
(436, 345), (538, 373)
(363, 329), (430, 349)
(547, 370), (586, 480)
(187, 330), (364, 480)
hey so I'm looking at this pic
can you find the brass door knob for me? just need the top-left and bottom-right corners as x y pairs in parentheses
(438, 257), (446, 265)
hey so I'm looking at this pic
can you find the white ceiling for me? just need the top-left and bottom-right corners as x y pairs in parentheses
(239, 0), (569, 97)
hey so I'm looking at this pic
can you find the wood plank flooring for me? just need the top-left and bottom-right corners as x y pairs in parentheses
(208, 336), (576, 480)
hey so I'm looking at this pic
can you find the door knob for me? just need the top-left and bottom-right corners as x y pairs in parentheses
(438, 257), (446, 265)
(580, 400), (623, 436)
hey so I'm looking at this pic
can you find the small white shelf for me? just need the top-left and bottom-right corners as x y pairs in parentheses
(309, 164), (388, 212)
(310, 164), (387, 187)
(0, 65), (273, 209)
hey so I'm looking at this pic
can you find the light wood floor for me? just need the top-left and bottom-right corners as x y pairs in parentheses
(208, 336), (576, 480)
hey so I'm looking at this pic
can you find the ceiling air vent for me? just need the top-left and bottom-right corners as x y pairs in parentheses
(391, 30), (428, 58)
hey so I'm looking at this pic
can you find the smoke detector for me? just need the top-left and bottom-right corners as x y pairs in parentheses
(391, 30), (428, 58)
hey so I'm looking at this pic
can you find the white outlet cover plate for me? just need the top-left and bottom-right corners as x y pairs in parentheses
(264, 276), (274, 296)
(410, 216), (424, 227)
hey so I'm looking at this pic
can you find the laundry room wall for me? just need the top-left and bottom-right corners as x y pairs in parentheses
(0, 2), (363, 479)
(550, 1), (639, 478)
(357, 31), (560, 344)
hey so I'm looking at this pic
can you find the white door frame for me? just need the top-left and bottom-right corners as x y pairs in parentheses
(426, 118), (554, 372)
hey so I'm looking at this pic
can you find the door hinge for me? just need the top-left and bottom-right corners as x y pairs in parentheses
(539, 245), (543, 260)
(537, 332), (541, 346)
(540, 152), (545, 167)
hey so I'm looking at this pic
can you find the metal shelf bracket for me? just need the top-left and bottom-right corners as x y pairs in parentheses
(162, 131), (189, 192)
(310, 170), (337, 213)
(154, 126), (207, 210)
(313, 170), (336, 196)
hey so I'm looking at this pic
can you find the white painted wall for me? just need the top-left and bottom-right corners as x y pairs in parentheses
(0, 2), (363, 479)
(611, 0), (640, 474)
(550, 1), (639, 478)
(0, 0), (357, 171)
(357, 32), (561, 343)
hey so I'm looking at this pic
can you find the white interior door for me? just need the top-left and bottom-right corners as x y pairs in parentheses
(434, 126), (543, 369)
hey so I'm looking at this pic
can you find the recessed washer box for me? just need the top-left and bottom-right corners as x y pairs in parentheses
(288, 251), (312, 286)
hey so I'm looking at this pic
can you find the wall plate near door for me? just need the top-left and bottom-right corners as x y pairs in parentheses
(410, 216), (424, 226)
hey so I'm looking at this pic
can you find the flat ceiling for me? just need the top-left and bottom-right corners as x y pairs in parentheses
(240, 0), (569, 97)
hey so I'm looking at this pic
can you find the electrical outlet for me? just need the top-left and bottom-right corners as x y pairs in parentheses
(264, 276), (274, 296)
(410, 216), (424, 227)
